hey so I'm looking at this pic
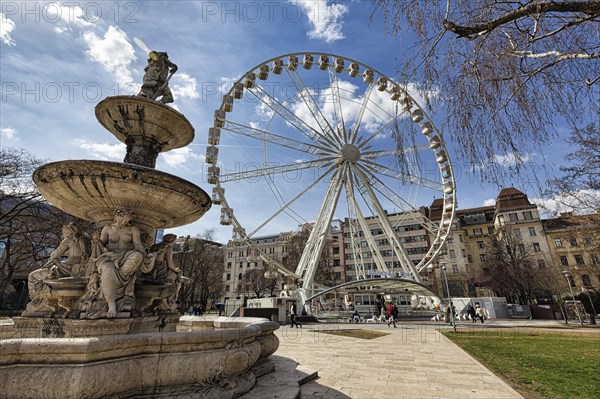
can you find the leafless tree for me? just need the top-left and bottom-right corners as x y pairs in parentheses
(372, 0), (599, 185)
(282, 226), (337, 287)
(477, 226), (553, 304)
(545, 123), (600, 213)
(238, 268), (279, 299)
(174, 229), (224, 313)
(0, 148), (91, 308)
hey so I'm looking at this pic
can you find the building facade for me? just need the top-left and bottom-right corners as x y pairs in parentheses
(221, 187), (600, 302)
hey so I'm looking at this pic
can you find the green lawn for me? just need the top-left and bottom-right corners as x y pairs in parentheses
(442, 330), (600, 399)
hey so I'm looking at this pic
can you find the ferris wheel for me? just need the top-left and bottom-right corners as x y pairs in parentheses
(206, 53), (455, 302)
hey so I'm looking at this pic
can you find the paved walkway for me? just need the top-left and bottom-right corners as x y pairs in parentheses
(273, 319), (583, 399)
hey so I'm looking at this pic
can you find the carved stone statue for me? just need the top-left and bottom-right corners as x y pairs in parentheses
(82, 209), (156, 318)
(144, 234), (188, 312)
(137, 51), (178, 104)
(25, 223), (90, 313)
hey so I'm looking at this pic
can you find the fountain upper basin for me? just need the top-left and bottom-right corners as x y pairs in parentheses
(33, 160), (211, 230)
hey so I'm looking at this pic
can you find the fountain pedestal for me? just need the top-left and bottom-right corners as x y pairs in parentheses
(2, 65), (280, 397)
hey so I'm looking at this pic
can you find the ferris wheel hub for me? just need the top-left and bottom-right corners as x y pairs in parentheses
(341, 143), (361, 162)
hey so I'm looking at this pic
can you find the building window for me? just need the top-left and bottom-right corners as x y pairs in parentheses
(529, 227), (536, 236)
(569, 237), (578, 246)
(477, 241), (485, 249)
(488, 226), (495, 234)
(538, 260), (546, 268)
(225, 285), (230, 292)
(514, 228), (521, 238)
(554, 238), (563, 247)
(479, 254), (487, 261)
(226, 273), (231, 281)
(238, 273), (243, 280)
(581, 275), (592, 288)
(333, 259), (340, 266)
(449, 249), (456, 258)
(333, 247), (339, 254)
(574, 255), (585, 266)
(523, 211), (533, 220)
(452, 264), (458, 273)
(533, 243), (541, 252)
(498, 215), (505, 226)
(473, 228), (483, 237)
(509, 213), (518, 222)
(517, 244), (525, 254)
(227, 262), (232, 269)
(467, 255), (473, 262)
(560, 256), (569, 266)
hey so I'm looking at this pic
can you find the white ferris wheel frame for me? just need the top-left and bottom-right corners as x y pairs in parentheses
(206, 52), (456, 303)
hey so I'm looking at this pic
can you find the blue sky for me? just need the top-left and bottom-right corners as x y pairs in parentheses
(0, 1), (581, 243)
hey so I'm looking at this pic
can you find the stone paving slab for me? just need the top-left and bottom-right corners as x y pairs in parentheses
(274, 322), (525, 399)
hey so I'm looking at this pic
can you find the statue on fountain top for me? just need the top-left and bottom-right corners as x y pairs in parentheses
(137, 51), (178, 104)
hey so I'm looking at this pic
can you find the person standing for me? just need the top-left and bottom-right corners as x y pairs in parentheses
(476, 304), (485, 324)
(290, 303), (302, 328)
(467, 304), (477, 323)
(387, 303), (396, 328)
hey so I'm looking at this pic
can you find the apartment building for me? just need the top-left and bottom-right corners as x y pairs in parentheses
(543, 213), (600, 291)
(221, 187), (599, 301)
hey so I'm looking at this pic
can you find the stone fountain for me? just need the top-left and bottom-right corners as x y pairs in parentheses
(0, 52), (279, 399)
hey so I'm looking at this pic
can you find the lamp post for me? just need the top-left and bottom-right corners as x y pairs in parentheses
(584, 289), (597, 325)
(441, 264), (456, 332)
(562, 271), (584, 327)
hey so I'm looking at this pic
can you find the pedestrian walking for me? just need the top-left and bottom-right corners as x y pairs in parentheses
(467, 304), (477, 323)
(476, 304), (485, 324)
(387, 303), (396, 328)
(290, 303), (302, 328)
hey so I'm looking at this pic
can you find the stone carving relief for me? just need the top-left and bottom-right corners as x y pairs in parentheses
(24, 210), (189, 319)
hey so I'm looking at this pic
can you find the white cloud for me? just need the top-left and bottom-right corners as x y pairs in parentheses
(0, 13), (16, 46)
(45, 2), (97, 29)
(82, 26), (136, 86)
(75, 139), (125, 160)
(1, 127), (18, 140)
(295, 0), (349, 43)
(161, 147), (201, 168)
(532, 190), (600, 215)
(493, 152), (532, 167)
(171, 73), (199, 99)
(483, 198), (496, 206)
(287, 79), (400, 137)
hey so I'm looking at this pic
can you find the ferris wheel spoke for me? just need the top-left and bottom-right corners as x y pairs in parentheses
(352, 166), (422, 281)
(247, 84), (339, 149)
(355, 109), (405, 149)
(362, 144), (430, 159)
(285, 68), (341, 146)
(218, 157), (336, 183)
(354, 164), (442, 236)
(222, 120), (333, 157)
(344, 169), (390, 273)
(295, 166), (345, 289)
(247, 164), (338, 238)
(349, 84), (375, 144)
(361, 159), (444, 192)
(327, 68), (348, 143)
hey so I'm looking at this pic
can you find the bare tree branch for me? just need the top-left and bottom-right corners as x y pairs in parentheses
(443, 1), (600, 38)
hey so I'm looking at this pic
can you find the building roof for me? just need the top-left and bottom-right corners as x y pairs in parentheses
(495, 187), (535, 212)
(542, 213), (600, 231)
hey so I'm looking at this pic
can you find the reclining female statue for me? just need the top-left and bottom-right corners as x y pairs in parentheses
(83, 209), (156, 318)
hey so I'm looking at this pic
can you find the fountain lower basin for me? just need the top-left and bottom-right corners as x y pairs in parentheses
(0, 317), (279, 399)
